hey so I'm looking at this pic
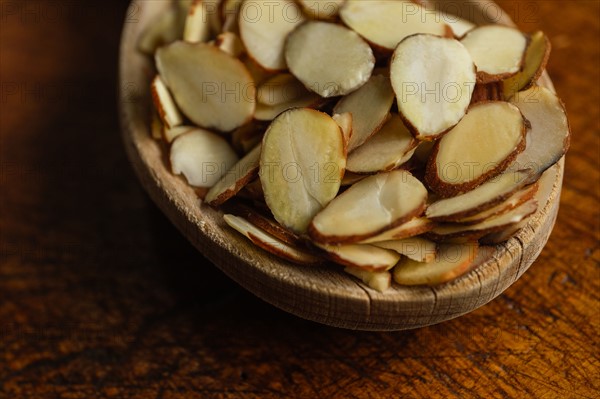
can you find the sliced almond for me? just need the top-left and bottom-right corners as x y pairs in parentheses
(138, 7), (181, 55)
(427, 199), (538, 241)
(425, 101), (527, 197)
(503, 31), (551, 99)
(205, 144), (261, 206)
(441, 12), (476, 38)
(223, 214), (322, 265)
(344, 267), (391, 293)
(317, 243), (400, 272)
(309, 170), (428, 244)
(170, 128), (239, 187)
(156, 42), (255, 132)
(372, 237), (437, 263)
(257, 73), (313, 106)
(333, 74), (395, 151)
(183, 0), (211, 43)
(254, 94), (322, 121)
(232, 204), (303, 246)
(390, 34), (476, 140)
(259, 108), (346, 233)
(509, 86), (571, 180)
(332, 113), (353, 154)
(393, 242), (478, 286)
(151, 75), (184, 129)
(151, 111), (165, 140)
(460, 25), (528, 83)
(285, 21), (375, 97)
(425, 170), (530, 221)
(359, 217), (435, 244)
(346, 114), (417, 173)
(339, 0), (447, 51)
(239, 0), (306, 71)
(214, 32), (245, 57)
(454, 182), (538, 225)
(470, 82), (504, 104)
(298, 0), (345, 20)
(164, 125), (195, 143)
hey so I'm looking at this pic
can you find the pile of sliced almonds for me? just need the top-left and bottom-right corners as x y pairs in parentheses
(141, 0), (570, 292)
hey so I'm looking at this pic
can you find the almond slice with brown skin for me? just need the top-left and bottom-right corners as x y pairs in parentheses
(503, 31), (551, 99)
(344, 267), (391, 293)
(393, 242), (478, 286)
(151, 75), (184, 129)
(425, 101), (528, 197)
(425, 170), (530, 221)
(359, 217), (435, 244)
(297, 0), (345, 20)
(346, 114), (417, 173)
(333, 74), (394, 151)
(259, 108), (346, 234)
(205, 144), (261, 206)
(257, 73), (310, 106)
(223, 214), (322, 265)
(390, 34), (476, 140)
(372, 237), (437, 263)
(427, 199), (538, 241)
(214, 32), (245, 57)
(285, 21), (375, 97)
(309, 170), (428, 244)
(232, 204), (303, 246)
(460, 25), (528, 83)
(453, 182), (538, 225)
(171, 128), (239, 188)
(183, 0), (211, 43)
(239, 0), (306, 71)
(254, 94), (322, 121)
(509, 86), (571, 181)
(339, 0), (447, 52)
(156, 42), (255, 132)
(316, 243), (400, 272)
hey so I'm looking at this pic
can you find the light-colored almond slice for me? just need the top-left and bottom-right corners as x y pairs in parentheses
(441, 12), (476, 37)
(297, 0), (345, 20)
(285, 21), (375, 97)
(257, 73), (312, 106)
(344, 267), (391, 292)
(138, 7), (181, 55)
(170, 128), (239, 187)
(393, 242), (478, 286)
(359, 217), (435, 244)
(460, 25), (528, 83)
(509, 86), (570, 180)
(454, 182), (538, 225)
(215, 32), (245, 57)
(425, 101), (527, 197)
(164, 125), (195, 143)
(232, 204), (302, 246)
(309, 170), (428, 244)
(151, 75), (184, 129)
(254, 94), (322, 121)
(503, 31), (551, 99)
(205, 144), (261, 205)
(372, 237), (437, 263)
(332, 113), (353, 154)
(183, 0), (211, 43)
(333, 74), (394, 151)
(427, 199), (538, 241)
(238, 0), (306, 71)
(339, 0), (447, 51)
(156, 42), (255, 132)
(346, 114), (417, 173)
(259, 108), (346, 233)
(425, 170), (530, 221)
(317, 243), (400, 272)
(390, 34), (476, 140)
(223, 214), (322, 265)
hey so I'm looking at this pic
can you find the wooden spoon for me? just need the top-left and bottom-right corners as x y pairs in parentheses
(118, 0), (563, 330)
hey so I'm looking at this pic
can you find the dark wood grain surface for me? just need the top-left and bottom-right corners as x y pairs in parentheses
(1, 1), (598, 398)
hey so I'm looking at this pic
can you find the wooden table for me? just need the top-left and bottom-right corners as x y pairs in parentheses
(1, 1), (598, 397)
